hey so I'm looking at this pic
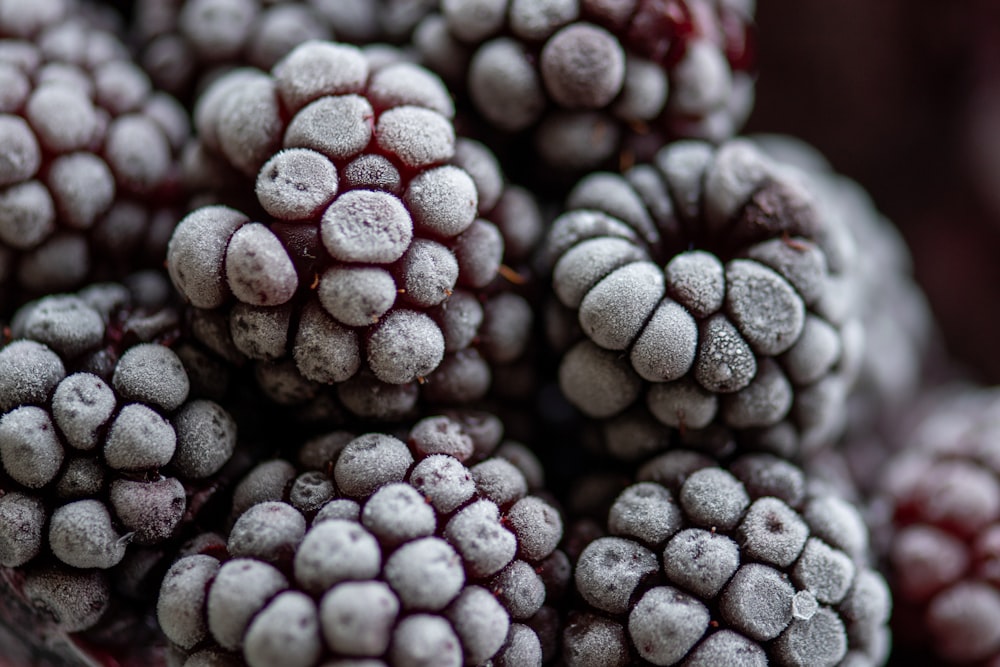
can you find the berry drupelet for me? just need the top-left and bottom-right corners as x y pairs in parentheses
(156, 412), (567, 667)
(566, 449), (890, 666)
(0, 0), (189, 314)
(168, 40), (536, 422)
(542, 138), (863, 461)
(0, 278), (238, 634)
(413, 0), (756, 173)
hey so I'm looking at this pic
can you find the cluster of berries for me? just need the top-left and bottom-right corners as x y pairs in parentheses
(0, 1), (983, 666)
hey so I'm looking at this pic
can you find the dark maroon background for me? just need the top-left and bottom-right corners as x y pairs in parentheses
(746, 0), (1000, 384)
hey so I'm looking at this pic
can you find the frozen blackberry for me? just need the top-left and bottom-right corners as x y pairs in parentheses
(0, 6), (189, 313)
(157, 411), (565, 666)
(0, 281), (238, 633)
(132, 0), (436, 99)
(544, 138), (864, 459)
(753, 135), (934, 418)
(566, 451), (890, 666)
(168, 41), (536, 421)
(877, 386), (1000, 664)
(752, 135), (937, 492)
(413, 0), (755, 173)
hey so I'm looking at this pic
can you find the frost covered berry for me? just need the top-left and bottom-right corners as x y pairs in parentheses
(168, 41), (536, 421)
(878, 387), (1000, 664)
(752, 135), (937, 493)
(543, 138), (864, 460)
(0, 279), (238, 632)
(157, 412), (565, 667)
(566, 450), (890, 666)
(413, 0), (756, 173)
(752, 135), (935, 424)
(0, 0), (189, 313)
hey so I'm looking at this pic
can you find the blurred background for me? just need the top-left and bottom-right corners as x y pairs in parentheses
(747, 0), (1000, 383)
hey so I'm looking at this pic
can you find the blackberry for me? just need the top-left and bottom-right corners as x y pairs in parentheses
(0, 1), (189, 313)
(0, 279), (238, 634)
(132, 0), (437, 100)
(877, 386), (1000, 664)
(752, 135), (938, 493)
(543, 138), (863, 460)
(413, 0), (755, 173)
(566, 450), (890, 666)
(752, 135), (936, 425)
(157, 412), (566, 666)
(168, 41), (536, 421)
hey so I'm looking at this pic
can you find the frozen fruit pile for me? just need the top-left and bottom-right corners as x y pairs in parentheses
(0, 1), (988, 666)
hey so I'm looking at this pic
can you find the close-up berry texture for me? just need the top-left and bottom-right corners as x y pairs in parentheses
(566, 450), (890, 666)
(156, 412), (566, 667)
(748, 134), (940, 496)
(0, 0), (188, 314)
(413, 0), (756, 173)
(543, 138), (862, 461)
(167, 40), (536, 422)
(0, 278), (238, 635)
(877, 387), (1000, 665)
(2, 0), (999, 665)
(750, 135), (937, 431)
